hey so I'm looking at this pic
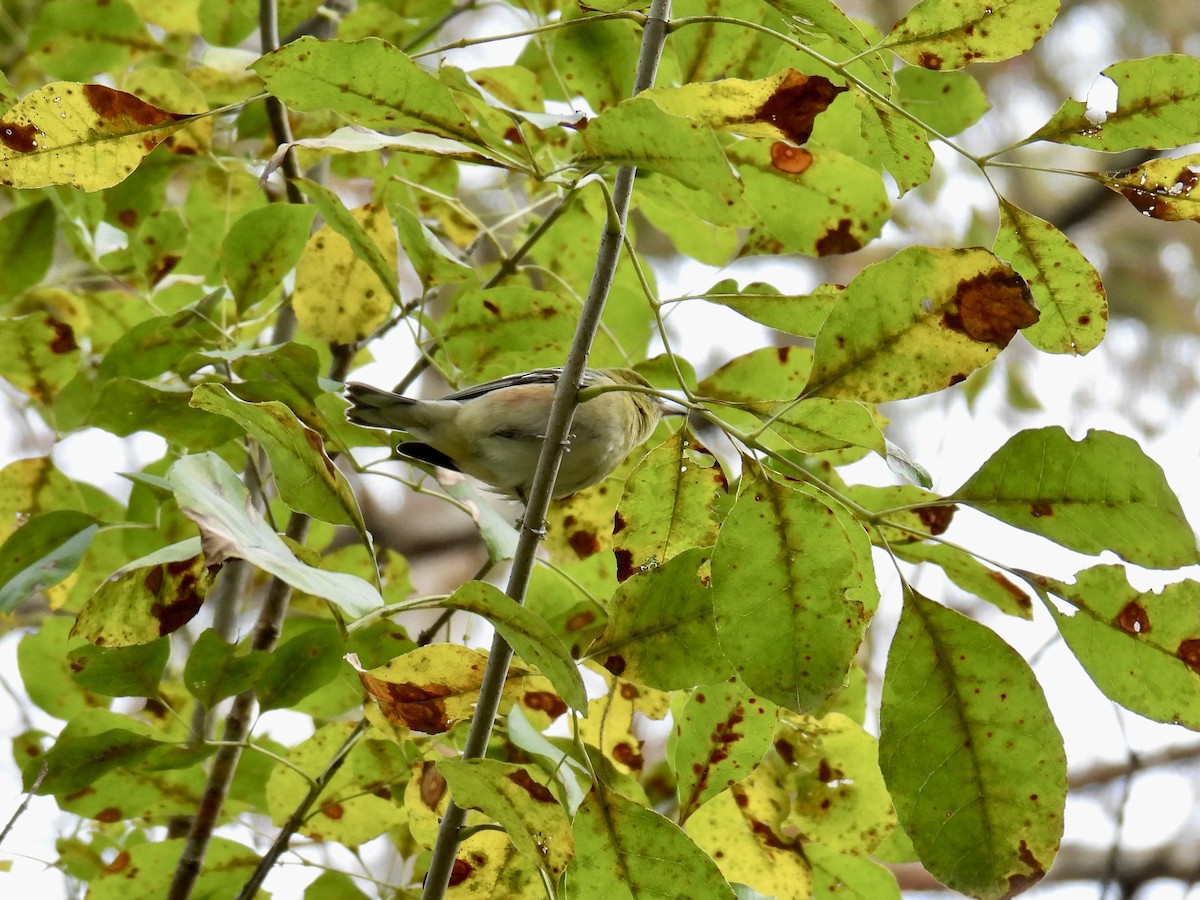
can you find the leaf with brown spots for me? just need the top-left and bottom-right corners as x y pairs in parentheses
(1102, 152), (1200, 223)
(587, 549), (730, 690)
(566, 788), (734, 899)
(264, 722), (410, 846)
(353, 644), (538, 734)
(614, 434), (728, 580)
(880, 591), (1065, 899)
(807, 247), (1036, 403)
(955, 427), (1199, 568)
(0, 82), (189, 191)
(1043, 566), (1200, 729)
(673, 677), (777, 822)
(438, 758), (574, 876)
(72, 548), (215, 647)
(885, 0), (1060, 70)
(996, 199), (1107, 355)
(893, 541), (1034, 619)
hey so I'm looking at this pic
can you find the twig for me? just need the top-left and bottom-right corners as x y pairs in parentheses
(417, 2), (673, 897)
(233, 719), (371, 900)
(0, 763), (46, 849)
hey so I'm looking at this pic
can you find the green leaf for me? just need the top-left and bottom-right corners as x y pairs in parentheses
(859, 100), (934, 196)
(17, 617), (104, 720)
(190, 383), (368, 532)
(1101, 153), (1200, 222)
(895, 66), (991, 136)
(1042, 566), (1200, 729)
(97, 309), (222, 381)
(673, 677), (777, 821)
(0, 200), (56, 299)
(0, 83), (186, 191)
(67, 639), (169, 697)
(807, 845), (901, 900)
(166, 453), (384, 618)
(712, 477), (878, 711)
(699, 344), (813, 403)
(584, 99), (742, 202)
(72, 548), (214, 647)
(698, 280), (840, 337)
(879, 591), (1065, 899)
(221, 204), (317, 311)
(0, 510), (98, 613)
(27, 0), (156, 81)
(892, 541), (1034, 619)
(438, 758), (574, 877)
(87, 378), (244, 448)
(758, 398), (886, 455)
(728, 138), (889, 257)
(257, 625), (347, 711)
(587, 549), (731, 691)
(953, 427), (1199, 568)
(0, 312), (81, 404)
(87, 838), (258, 899)
(806, 246), (1039, 402)
(183, 629), (272, 708)
(390, 203), (477, 288)
(613, 433), (728, 580)
(439, 287), (577, 383)
(995, 199), (1107, 354)
(1028, 55), (1200, 151)
(253, 37), (480, 142)
(441, 581), (587, 711)
(885, 0), (1060, 70)
(565, 788), (736, 900)
(37, 726), (163, 795)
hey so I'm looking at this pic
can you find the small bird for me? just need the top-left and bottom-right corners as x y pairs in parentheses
(344, 367), (662, 500)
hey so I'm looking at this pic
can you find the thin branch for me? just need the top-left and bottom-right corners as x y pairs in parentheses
(417, 2), (673, 898)
(234, 719), (371, 900)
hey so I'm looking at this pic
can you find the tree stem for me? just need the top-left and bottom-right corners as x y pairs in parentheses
(417, 2), (673, 897)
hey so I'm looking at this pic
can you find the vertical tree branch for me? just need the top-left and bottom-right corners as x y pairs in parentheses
(418, 3), (673, 898)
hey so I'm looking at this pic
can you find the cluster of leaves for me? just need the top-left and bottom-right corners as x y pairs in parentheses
(2, 0), (1200, 898)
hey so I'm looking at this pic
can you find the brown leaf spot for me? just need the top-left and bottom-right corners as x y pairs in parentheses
(565, 610), (596, 632)
(613, 511), (628, 534)
(619, 682), (639, 700)
(917, 51), (944, 69)
(916, 504), (956, 535)
(82, 84), (186, 128)
(614, 546), (636, 582)
(360, 675), (453, 733)
(448, 857), (474, 887)
(567, 527), (601, 559)
(1030, 501), (1053, 518)
(612, 742), (644, 770)
(755, 70), (846, 145)
(1001, 840), (1046, 898)
(150, 572), (205, 637)
(774, 738), (795, 766)
(95, 806), (123, 823)
(0, 120), (39, 152)
(815, 219), (862, 256)
(942, 268), (1039, 347)
(104, 850), (132, 874)
(603, 654), (627, 676)
(988, 572), (1032, 610)
(1116, 600), (1150, 635)
(419, 761), (446, 807)
(749, 818), (790, 849)
(523, 690), (568, 718)
(320, 802), (345, 819)
(1177, 639), (1200, 675)
(770, 142), (813, 174)
(39, 312), (72, 359)
(508, 769), (555, 803)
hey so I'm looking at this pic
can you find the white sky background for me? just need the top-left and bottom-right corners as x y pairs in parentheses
(4, 3), (1200, 897)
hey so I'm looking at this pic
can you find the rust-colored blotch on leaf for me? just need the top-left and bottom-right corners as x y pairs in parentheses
(770, 141), (813, 174)
(1178, 638), (1200, 675)
(0, 120), (39, 152)
(755, 70), (846, 146)
(942, 268), (1039, 347)
(1116, 600), (1151, 635)
(82, 84), (187, 129)
(359, 672), (454, 733)
(916, 503), (956, 536)
(815, 218), (862, 256)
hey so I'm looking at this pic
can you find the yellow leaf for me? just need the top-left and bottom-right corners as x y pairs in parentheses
(0, 82), (189, 191)
(294, 201), (397, 343)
